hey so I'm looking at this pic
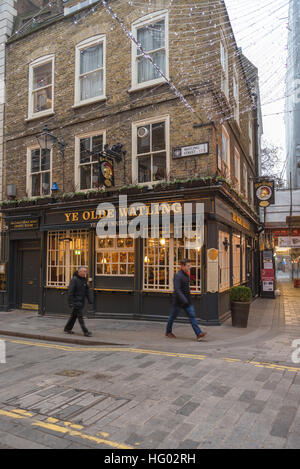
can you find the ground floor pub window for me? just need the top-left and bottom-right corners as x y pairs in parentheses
(47, 230), (89, 287)
(143, 237), (202, 292)
(232, 233), (241, 286)
(219, 231), (230, 291)
(95, 237), (135, 276)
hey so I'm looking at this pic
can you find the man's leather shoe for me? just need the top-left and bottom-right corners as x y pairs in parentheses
(84, 332), (92, 337)
(197, 332), (207, 341)
(165, 332), (176, 338)
(64, 330), (74, 334)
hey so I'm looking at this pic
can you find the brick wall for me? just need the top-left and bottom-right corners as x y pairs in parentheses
(4, 0), (258, 199)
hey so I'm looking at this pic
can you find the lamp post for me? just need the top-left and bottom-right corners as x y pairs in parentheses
(36, 125), (66, 192)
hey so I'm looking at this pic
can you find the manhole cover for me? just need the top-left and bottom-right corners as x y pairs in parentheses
(55, 370), (85, 377)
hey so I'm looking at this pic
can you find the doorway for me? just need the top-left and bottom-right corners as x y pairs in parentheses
(15, 241), (41, 310)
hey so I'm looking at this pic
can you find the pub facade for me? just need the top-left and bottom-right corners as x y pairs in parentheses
(0, 0), (261, 324)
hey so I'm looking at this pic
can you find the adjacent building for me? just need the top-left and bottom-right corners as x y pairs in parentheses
(1, 0), (261, 324)
(285, 0), (300, 189)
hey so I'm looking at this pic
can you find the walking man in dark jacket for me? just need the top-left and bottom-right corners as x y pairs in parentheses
(166, 259), (207, 341)
(64, 266), (93, 337)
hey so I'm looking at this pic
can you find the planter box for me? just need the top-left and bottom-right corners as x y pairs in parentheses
(231, 301), (251, 328)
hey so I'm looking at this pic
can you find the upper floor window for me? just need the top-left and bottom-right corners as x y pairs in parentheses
(132, 116), (170, 185)
(27, 147), (51, 197)
(248, 113), (253, 159)
(28, 55), (54, 119)
(243, 162), (248, 199)
(220, 31), (229, 100)
(75, 35), (106, 106)
(75, 131), (105, 190)
(221, 125), (230, 178)
(234, 148), (240, 191)
(132, 11), (169, 89)
(233, 65), (239, 125)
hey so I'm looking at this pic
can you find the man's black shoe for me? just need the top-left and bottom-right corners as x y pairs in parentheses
(64, 330), (74, 334)
(84, 331), (92, 337)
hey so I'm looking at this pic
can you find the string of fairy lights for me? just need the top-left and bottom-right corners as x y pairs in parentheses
(4, 0), (289, 174)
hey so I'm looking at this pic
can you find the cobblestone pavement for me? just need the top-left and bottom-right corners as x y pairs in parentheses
(0, 282), (300, 449)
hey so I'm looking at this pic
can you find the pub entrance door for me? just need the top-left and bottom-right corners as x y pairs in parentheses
(15, 241), (41, 311)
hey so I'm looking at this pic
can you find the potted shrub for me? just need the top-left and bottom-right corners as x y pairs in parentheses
(230, 286), (252, 328)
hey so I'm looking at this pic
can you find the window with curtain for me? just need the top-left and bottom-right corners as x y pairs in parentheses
(234, 148), (240, 191)
(29, 148), (51, 197)
(29, 56), (54, 118)
(220, 32), (229, 99)
(76, 36), (106, 104)
(222, 126), (230, 178)
(132, 12), (168, 88)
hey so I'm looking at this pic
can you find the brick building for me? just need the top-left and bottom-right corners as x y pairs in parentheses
(1, 0), (261, 323)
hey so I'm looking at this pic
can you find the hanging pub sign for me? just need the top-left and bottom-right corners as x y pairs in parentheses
(254, 180), (275, 207)
(173, 143), (209, 159)
(99, 160), (114, 188)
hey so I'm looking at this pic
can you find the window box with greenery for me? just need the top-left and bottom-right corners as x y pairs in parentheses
(230, 286), (252, 328)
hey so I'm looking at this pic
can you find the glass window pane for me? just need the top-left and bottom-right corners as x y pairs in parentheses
(80, 164), (91, 190)
(138, 155), (151, 183)
(80, 44), (103, 74)
(137, 125), (150, 154)
(80, 138), (91, 163)
(41, 149), (50, 171)
(33, 87), (52, 113)
(32, 173), (40, 196)
(137, 53), (164, 83)
(92, 135), (103, 157)
(42, 172), (50, 195)
(92, 163), (100, 188)
(152, 122), (165, 151)
(33, 62), (52, 89)
(31, 149), (40, 173)
(137, 20), (165, 53)
(80, 70), (103, 101)
(117, 238), (125, 248)
(153, 152), (166, 181)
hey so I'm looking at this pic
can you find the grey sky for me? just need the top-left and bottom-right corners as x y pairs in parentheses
(225, 0), (289, 164)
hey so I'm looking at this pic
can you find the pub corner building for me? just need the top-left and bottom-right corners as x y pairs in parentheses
(0, 0), (262, 325)
(0, 183), (260, 325)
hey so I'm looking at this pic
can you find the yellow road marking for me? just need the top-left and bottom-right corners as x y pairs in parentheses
(0, 407), (133, 449)
(2, 337), (300, 373)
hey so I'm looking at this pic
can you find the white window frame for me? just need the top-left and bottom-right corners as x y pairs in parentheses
(74, 35), (106, 107)
(131, 10), (169, 91)
(75, 129), (106, 191)
(28, 55), (55, 120)
(233, 64), (240, 126)
(221, 125), (230, 178)
(95, 237), (135, 277)
(132, 115), (170, 186)
(243, 162), (248, 200)
(143, 236), (202, 293)
(26, 146), (52, 198)
(232, 233), (241, 286)
(249, 113), (253, 159)
(234, 147), (240, 191)
(219, 231), (230, 292)
(220, 30), (229, 100)
(47, 230), (89, 287)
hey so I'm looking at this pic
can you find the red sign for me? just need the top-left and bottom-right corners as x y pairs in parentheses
(261, 269), (275, 281)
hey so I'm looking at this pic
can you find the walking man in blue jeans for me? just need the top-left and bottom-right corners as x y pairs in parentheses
(166, 258), (207, 341)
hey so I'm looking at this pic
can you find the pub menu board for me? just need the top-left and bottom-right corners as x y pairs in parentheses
(9, 219), (39, 230)
(262, 250), (275, 295)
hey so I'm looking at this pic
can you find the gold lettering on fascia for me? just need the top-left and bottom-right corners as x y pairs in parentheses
(64, 203), (183, 223)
